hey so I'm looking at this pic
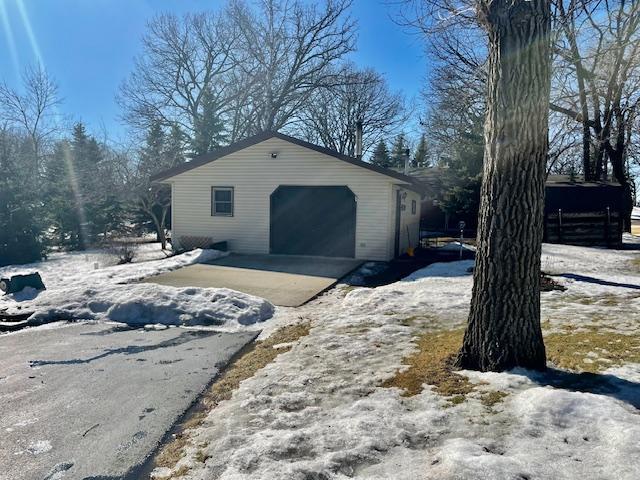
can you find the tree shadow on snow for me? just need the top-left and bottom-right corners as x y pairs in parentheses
(29, 330), (219, 367)
(555, 273), (640, 290)
(520, 367), (640, 409)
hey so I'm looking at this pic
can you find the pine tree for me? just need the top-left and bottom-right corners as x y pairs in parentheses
(133, 120), (186, 249)
(45, 141), (80, 248)
(371, 139), (392, 168)
(138, 121), (166, 177)
(390, 133), (409, 169)
(70, 122), (105, 247)
(413, 134), (429, 168)
(164, 123), (186, 168)
(193, 86), (226, 155)
(0, 131), (45, 266)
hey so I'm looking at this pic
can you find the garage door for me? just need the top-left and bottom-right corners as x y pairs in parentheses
(270, 186), (356, 257)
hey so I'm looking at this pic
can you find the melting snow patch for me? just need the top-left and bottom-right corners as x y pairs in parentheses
(27, 440), (52, 455)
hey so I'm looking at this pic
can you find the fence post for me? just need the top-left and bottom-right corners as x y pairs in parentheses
(605, 206), (611, 247)
(558, 208), (563, 243)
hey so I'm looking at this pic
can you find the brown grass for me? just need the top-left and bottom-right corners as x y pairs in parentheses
(480, 390), (509, 407)
(560, 293), (639, 306)
(381, 329), (476, 402)
(153, 321), (311, 473)
(382, 325), (640, 405)
(545, 328), (640, 373)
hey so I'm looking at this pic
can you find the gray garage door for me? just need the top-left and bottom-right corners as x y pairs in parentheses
(270, 186), (356, 257)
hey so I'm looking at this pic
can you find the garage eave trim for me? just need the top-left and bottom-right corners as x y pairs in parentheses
(150, 131), (426, 192)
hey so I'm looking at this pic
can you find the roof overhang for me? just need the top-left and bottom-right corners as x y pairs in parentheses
(151, 131), (426, 193)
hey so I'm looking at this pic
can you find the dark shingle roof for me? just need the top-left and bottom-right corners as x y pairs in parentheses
(151, 131), (424, 191)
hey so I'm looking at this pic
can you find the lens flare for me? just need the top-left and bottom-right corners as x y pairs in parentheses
(0, 0), (20, 76)
(16, 0), (43, 64)
(61, 142), (90, 248)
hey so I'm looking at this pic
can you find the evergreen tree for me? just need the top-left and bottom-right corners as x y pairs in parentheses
(193, 86), (226, 155)
(0, 130), (45, 266)
(71, 122), (104, 247)
(133, 120), (186, 249)
(390, 133), (409, 169)
(138, 121), (166, 177)
(165, 123), (186, 167)
(44, 122), (120, 249)
(413, 134), (429, 167)
(45, 141), (81, 248)
(371, 139), (392, 168)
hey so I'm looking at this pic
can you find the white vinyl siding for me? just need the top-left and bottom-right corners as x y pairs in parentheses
(168, 137), (415, 261)
(390, 185), (422, 255)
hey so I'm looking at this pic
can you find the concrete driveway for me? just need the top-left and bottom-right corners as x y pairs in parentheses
(0, 322), (256, 480)
(144, 254), (363, 307)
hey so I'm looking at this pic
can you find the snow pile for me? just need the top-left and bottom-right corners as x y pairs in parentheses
(26, 284), (274, 328)
(1, 247), (275, 330)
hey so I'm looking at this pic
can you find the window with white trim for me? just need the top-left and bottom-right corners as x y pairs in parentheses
(212, 187), (234, 216)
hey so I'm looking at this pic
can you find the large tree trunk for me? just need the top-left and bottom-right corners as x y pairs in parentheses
(456, 0), (551, 372)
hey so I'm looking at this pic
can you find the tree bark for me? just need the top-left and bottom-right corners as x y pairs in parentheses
(456, 0), (551, 372)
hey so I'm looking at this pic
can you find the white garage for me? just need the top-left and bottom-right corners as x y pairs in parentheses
(152, 131), (423, 261)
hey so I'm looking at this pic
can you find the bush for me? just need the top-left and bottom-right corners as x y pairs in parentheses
(106, 240), (138, 264)
(0, 233), (45, 267)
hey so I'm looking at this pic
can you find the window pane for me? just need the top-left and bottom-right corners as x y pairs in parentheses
(215, 202), (232, 214)
(215, 190), (232, 202)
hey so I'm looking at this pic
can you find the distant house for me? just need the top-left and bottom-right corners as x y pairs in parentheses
(407, 167), (470, 234)
(151, 131), (424, 261)
(544, 175), (624, 248)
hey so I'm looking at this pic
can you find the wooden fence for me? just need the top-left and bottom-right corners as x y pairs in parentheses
(544, 208), (622, 248)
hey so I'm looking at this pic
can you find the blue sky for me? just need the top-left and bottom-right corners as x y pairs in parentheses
(0, 0), (427, 141)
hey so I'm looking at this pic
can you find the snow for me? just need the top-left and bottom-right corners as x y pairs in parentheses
(155, 241), (640, 480)
(26, 440), (52, 456)
(0, 246), (222, 291)
(1, 246), (274, 330)
(26, 284), (274, 328)
(437, 241), (476, 252)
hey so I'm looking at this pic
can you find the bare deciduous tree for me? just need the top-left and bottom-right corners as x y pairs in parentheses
(227, 0), (356, 137)
(119, 1), (356, 150)
(551, 0), (640, 229)
(297, 64), (406, 156)
(402, 0), (552, 372)
(455, 0), (552, 372)
(118, 12), (237, 151)
(0, 65), (60, 177)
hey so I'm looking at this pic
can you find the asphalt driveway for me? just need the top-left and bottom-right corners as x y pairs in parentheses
(143, 254), (363, 307)
(0, 322), (256, 480)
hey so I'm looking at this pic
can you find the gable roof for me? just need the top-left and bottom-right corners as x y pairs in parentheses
(150, 131), (424, 190)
